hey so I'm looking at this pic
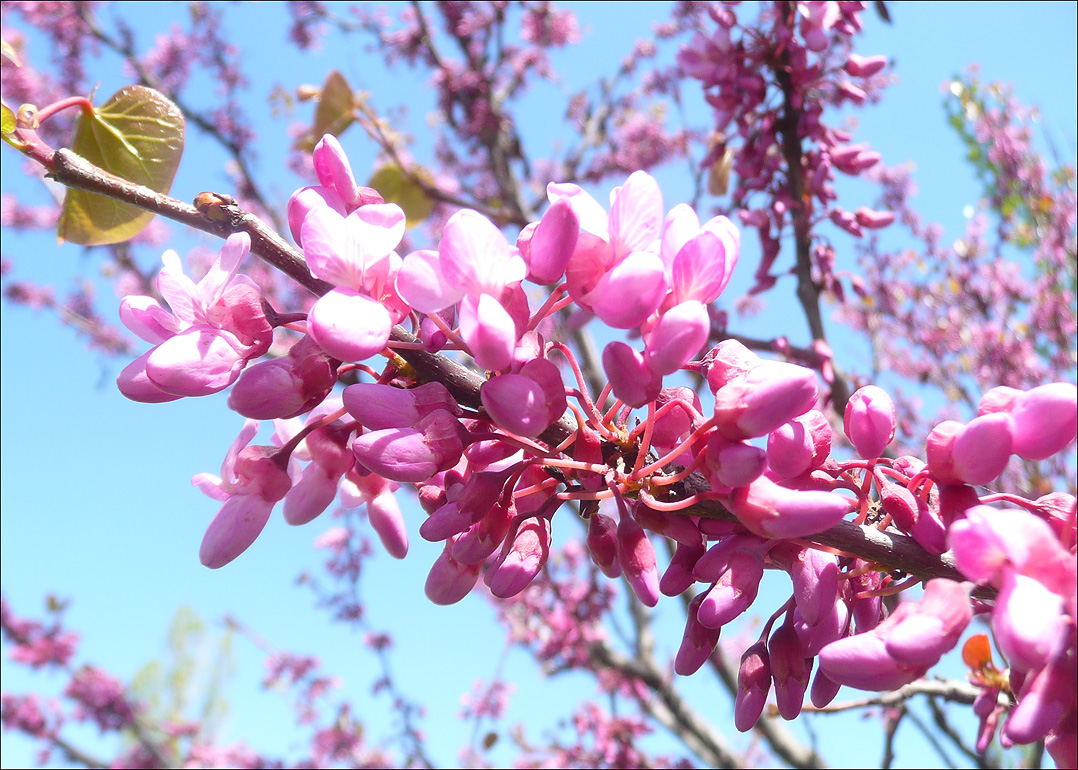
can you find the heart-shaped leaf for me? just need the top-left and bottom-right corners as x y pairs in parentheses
(57, 85), (185, 245)
(368, 163), (436, 228)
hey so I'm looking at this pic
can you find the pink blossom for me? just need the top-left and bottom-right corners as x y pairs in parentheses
(548, 171), (669, 329)
(193, 420), (293, 568)
(301, 202), (407, 362)
(819, 579), (972, 691)
(117, 234), (272, 400)
(397, 210), (529, 370)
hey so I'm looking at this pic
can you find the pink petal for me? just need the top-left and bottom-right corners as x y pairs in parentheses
(116, 350), (183, 403)
(307, 288), (392, 362)
(119, 295), (181, 344)
(395, 249), (465, 313)
(608, 170), (663, 257)
(146, 328), (246, 396)
(458, 293), (517, 372)
(644, 300), (709, 375)
(199, 494), (273, 568)
(584, 251), (668, 329)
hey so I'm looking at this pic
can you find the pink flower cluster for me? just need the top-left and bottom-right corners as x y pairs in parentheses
(108, 131), (1078, 763)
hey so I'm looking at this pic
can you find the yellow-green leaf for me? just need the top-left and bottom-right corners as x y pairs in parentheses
(368, 163), (436, 228)
(57, 85), (185, 245)
(1, 100), (17, 135)
(293, 70), (356, 152)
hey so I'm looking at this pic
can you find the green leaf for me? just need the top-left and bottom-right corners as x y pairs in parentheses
(368, 162), (436, 228)
(57, 85), (185, 245)
(293, 70), (356, 152)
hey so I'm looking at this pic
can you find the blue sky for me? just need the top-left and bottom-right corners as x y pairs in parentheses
(2, 2), (1076, 767)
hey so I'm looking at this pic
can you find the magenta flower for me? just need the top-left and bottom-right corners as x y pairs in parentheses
(397, 210), (528, 370)
(302, 202), (407, 362)
(228, 335), (337, 420)
(548, 171), (669, 329)
(485, 515), (552, 599)
(193, 420), (293, 568)
(118, 234), (272, 400)
(818, 579), (972, 691)
(351, 410), (464, 483)
(726, 474), (852, 539)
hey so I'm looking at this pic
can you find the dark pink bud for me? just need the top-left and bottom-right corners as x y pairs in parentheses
(425, 542), (480, 605)
(283, 464), (339, 526)
(351, 409), (463, 482)
(727, 475), (853, 539)
(452, 497), (515, 565)
(367, 491), (408, 559)
(419, 501), (472, 542)
(768, 623), (810, 720)
(645, 300), (710, 375)
(844, 385), (895, 459)
(697, 549), (765, 628)
(587, 513), (622, 578)
(617, 510), (660, 607)
(343, 381), (457, 430)
(675, 593), (721, 676)
(199, 495), (275, 569)
(706, 435), (767, 489)
(485, 515), (551, 599)
(734, 641), (771, 732)
(661, 541), (705, 597)
(792, 598), (851, 657)
(828, 207), (863, 237)
(783, 546), (840, 627)
(767, 410), (831, 478)
(854, 206), (895, 230)
(810, 668), (841, 708)
(481, 359), (566, 438)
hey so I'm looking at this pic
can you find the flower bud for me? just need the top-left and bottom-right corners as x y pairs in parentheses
(844, 385), (895, 459)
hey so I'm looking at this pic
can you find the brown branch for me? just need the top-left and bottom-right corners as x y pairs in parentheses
(803, 679), (981, 714)
(773, 3), (853, 414)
